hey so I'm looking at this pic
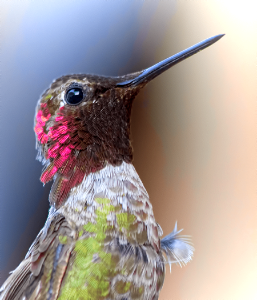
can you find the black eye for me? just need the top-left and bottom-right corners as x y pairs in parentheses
(65, 87), (84, 105)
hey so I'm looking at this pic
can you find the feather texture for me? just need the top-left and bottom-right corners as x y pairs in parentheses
(0, 214), (73, 300)
(160, 222), (194, 270)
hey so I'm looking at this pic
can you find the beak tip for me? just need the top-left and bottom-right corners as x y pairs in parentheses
(204, 34), (225, 49)
(215, 33), (225, 41)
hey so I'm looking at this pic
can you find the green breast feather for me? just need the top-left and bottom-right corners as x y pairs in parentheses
(57, 197), (141, 300)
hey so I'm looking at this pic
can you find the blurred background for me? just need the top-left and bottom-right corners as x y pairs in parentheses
(0, 0), (256, 299)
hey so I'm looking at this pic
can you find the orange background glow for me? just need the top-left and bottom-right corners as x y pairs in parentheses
(131, 1), (257, 299)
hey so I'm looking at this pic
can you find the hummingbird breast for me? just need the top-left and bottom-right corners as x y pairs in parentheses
(55, 162), (165, 300)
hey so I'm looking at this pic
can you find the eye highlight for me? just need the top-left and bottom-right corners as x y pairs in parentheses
(65, 84), (84, 105)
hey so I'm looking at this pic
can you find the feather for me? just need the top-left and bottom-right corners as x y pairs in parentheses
(0, 259), (31, 300)
(0, 213), (73, 300)
(160, 222), (194, 271)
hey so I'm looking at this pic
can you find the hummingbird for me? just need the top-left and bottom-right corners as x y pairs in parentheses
(0, 34), (224, 300)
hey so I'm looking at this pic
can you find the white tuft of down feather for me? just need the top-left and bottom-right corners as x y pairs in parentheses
(160, 222), (194, 272)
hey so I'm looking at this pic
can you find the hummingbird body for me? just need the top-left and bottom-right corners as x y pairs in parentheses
(0, 34), (224, 300)
(51, 162), (164, 300)
(18, 163), (164, 300)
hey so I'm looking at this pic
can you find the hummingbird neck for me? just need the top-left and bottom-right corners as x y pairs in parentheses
(58, 162), (149, 225)
(55, 162), (161, 249)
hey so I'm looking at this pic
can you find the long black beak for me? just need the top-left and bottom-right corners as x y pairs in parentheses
(116, 34), (224, 87)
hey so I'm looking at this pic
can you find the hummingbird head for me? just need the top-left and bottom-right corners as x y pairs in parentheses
(35, 72), (145, 208)
(35, 34), (224, 208)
